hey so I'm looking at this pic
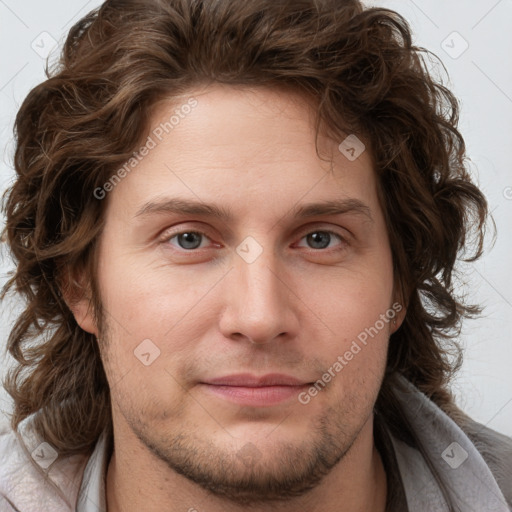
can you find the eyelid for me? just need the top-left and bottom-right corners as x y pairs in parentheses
(158, 227), (217, 250)
(295, 222), (351, 240)
(158, 222), (351, 250)
(158, 222), (214, 242)
(293, 229), (349, 251)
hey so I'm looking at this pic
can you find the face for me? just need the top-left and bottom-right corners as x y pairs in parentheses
(76, 84), (401, 504)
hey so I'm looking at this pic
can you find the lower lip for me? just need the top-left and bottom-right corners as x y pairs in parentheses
(200, 384), (310, 406)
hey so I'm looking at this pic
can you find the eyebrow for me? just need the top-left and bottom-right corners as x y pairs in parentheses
(134, 197), (374, 223)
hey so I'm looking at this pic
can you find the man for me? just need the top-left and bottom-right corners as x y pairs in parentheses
(0, 0), (511, 511)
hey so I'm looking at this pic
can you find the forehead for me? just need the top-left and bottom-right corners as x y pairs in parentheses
(148, 84), (354, 161)
(105, 84), (378, 221)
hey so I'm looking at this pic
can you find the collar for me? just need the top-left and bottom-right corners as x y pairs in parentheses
(76, 428), (110, 512)
(388, 375), (510, 511)
(75, 376), (510, 512)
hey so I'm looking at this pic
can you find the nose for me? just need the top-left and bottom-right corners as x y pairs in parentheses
(218, 248), (299, 345)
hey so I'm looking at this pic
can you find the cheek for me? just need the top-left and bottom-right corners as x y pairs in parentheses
(308, 264), (394, 335)
(96, 257), (221, 395)
(98, 249), (214, 331)
(311, 321), (390, 415)
(305, 271), (394, 391)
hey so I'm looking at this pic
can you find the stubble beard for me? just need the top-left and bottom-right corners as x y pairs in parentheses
(124, 406), (364, 506)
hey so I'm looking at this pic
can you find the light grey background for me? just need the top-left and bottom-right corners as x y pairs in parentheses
(0, 0), (511, 436)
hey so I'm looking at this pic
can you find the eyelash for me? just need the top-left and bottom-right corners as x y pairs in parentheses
(159, 227), (349, 254)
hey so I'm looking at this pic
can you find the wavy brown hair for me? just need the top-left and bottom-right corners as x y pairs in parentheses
(1, 0), (489, 458)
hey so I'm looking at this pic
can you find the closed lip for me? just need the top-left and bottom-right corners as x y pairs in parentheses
(202, 373), (310, 387)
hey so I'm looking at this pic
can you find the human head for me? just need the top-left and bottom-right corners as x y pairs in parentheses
(1, 0), (487, 466)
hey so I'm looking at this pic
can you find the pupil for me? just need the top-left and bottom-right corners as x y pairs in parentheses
(179, 232), (201, 250)
(308, 232), (330, 249)
(176, 232), (331, 250)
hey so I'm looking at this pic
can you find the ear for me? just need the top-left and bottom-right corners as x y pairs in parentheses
(59, 265), (99, 337)
(390, 286), (407, 335)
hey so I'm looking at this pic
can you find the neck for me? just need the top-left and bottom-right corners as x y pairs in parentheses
(106, 414), (387, 512)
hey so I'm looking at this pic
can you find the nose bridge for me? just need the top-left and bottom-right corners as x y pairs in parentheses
(236, 233), (282, 294)
(239, 252), (282, 306)
(220, 240), (296, 344)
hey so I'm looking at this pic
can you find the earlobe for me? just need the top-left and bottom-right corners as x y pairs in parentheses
(59, 268), (99, 336)
(390, 302), (406, 334)
(68, 297), (99, 336)
(390, 287), (407, 334)
(391, 315), (404, 334)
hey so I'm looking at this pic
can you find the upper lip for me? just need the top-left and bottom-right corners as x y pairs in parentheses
(202, 373), (309, 387)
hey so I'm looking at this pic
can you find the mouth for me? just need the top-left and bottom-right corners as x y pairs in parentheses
(199, 373), (313, 407)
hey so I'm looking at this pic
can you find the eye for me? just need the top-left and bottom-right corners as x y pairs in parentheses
(159, 227), (348, 253)
(296, 230), (347, 251)
(165, 231), (212, 250)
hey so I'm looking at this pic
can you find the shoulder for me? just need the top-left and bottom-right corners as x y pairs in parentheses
(0, 416), (89, 512)
(390, 375), (512, 511)
(450, 408), (512, 508)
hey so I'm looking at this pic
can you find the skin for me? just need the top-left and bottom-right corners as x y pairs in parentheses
(70, 84), (405, 512)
